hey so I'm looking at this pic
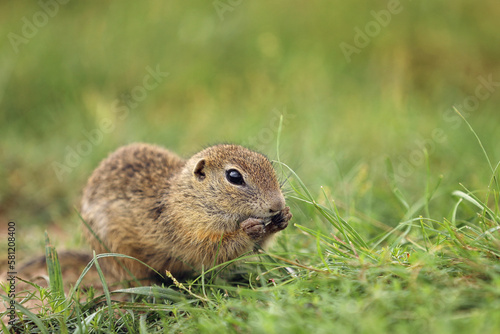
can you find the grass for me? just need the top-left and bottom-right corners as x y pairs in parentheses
(3, 115), (500, 333)
(1, 1), (500, 333)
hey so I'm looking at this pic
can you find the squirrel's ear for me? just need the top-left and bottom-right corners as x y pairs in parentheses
(193, 159), (206, 181)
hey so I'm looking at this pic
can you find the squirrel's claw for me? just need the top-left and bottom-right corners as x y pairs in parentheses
(267, 206), (292, 233)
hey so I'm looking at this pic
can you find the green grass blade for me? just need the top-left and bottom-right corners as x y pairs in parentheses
(44, 232), (67, 313)
(453, 107), (495, 174)
(92, 251), (114, 329)
(113, 286), (186, 303)
(385, 157), (410, 210)
(453, 188), (499, 222)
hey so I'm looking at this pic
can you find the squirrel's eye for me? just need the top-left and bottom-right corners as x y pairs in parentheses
(226, 169), (245, 186)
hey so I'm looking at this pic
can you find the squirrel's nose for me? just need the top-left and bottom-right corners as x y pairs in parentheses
(269, 194), (286, 214)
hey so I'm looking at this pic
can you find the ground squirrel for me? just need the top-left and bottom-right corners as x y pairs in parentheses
(81, 143), (292, 283)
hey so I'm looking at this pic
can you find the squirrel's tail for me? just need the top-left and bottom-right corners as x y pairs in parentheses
(17, 250), (94, 275)
(10, 250), (98, 290)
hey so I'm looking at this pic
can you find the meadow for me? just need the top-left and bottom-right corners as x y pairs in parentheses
(1, 1), (500, 333)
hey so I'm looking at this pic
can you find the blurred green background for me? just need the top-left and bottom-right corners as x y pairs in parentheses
(1, 1), (499, 255)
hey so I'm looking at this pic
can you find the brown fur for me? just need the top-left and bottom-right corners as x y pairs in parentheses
(80, 143), (292, 283)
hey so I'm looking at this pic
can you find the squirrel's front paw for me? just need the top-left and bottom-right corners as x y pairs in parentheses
(267, 206), (292, 233)
(240, 218), (265, 240)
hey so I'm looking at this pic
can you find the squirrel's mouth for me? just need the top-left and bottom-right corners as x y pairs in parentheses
(235, 206), (284, 227)
(245, 211), (282, 226)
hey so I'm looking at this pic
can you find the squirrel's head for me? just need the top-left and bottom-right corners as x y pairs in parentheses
(177, 145), (285, 229)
